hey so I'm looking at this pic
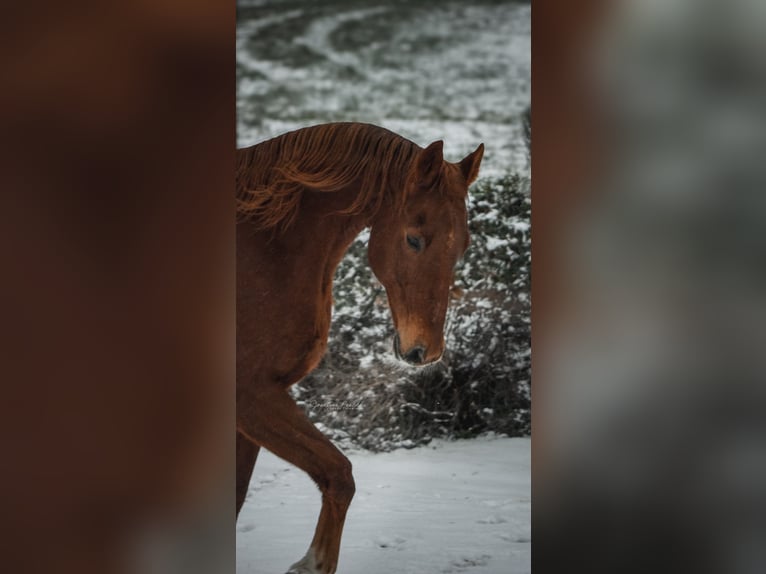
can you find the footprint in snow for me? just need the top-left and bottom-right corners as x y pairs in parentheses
(251, 467), (292, 491)
(477, 515), (508, 524)
(374, 535), (406, 550)
(442, 554), (492, 572)
(499, 533), (530, 543)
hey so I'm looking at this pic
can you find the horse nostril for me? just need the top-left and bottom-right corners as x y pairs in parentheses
(404, 346), (426, 365)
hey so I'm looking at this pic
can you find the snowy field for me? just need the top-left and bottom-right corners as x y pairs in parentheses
(237, 437), (531, 574)
(237, 0), (531, 178)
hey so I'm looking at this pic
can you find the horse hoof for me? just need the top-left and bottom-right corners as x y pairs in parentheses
(286, 550), (321, 574)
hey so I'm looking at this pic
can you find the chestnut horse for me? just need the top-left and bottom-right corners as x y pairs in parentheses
(236, 122), (483, 574)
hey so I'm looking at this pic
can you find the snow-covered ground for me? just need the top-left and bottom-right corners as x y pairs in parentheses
(237, 436), (530, 574)
(236, 0), (530, 178)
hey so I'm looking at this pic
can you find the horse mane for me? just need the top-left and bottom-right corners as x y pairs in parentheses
(236, 123), (420, 230)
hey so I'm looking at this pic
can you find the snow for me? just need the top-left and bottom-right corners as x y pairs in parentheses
(485, 236), (508, 251)
(237, 437), (530, 574)
(237, 1), (530, 178)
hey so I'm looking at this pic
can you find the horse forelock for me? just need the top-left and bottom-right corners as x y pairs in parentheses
(236, 123), (420, 231)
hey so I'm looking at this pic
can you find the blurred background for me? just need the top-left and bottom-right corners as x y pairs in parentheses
(1, 2), (234, 573)
(237, 0), (532, 451)
(534, 1), (766, 572)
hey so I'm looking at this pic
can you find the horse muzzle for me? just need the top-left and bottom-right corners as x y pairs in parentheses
(393, 333), (442, 366)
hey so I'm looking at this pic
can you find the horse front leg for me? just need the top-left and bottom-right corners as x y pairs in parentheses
(237, 383), (355, 574)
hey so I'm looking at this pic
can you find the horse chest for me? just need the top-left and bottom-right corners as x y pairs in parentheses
(300, 333), (328, 379)
(278, 295), (332, 386)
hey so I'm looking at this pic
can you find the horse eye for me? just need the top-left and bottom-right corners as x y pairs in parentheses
(406, 234), (423, 252)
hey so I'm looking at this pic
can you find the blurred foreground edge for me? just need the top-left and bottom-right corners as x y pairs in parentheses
(534, 1), (766, 573)
(0, 2), (234, 574)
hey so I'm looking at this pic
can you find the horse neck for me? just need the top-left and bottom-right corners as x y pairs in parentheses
(290, 183), (371, 278)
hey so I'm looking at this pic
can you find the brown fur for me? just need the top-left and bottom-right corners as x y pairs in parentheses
(237, 122), (483, 574)
(236, 123), (420, 231)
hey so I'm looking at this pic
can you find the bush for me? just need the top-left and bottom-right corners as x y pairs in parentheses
(292, 173), (531, 451)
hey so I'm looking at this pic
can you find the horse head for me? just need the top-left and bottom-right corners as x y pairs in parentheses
(368, 140), (484, 366)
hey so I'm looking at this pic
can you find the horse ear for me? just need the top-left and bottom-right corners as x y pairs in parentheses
(459, 143), (484, 186)
(416, 140), (444, 188)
